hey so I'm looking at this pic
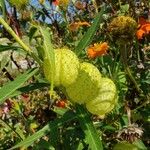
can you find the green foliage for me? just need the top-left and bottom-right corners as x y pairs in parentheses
(10, 111), (76, 149)
(39, 27), (55, 91)
(0, 68), (38, 104)
(0, 0), (149, 150)
(0, 0), (6, 20)
(76, 105), (103, 150)
(75, 6), (105, 55)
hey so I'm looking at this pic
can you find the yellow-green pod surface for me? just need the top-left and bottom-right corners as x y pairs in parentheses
(66, 62), (102, 104)
(86, 78), (117, 116)
(43, 48), (79, 87)
(113, 142), (138, 150)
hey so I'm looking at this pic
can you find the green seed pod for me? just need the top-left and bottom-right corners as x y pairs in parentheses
(66, 62), (102, 104)
(86, 78), (117, 116)
(43, 48), (79, 87)
(113, 142), (138, 150)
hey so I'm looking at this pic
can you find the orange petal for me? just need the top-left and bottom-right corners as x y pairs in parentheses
(144, 25), (150, 33)
(69, 21), (90, 32)
(78, 21), (91, 27)
(136, 29), (145, 39)
(87, 42), (109, 59)
(99, 42), (109, 51)
(87, 48), (97, 58)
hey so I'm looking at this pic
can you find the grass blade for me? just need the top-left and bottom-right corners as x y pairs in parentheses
(0, 45), (24, 52)
(9, 83), (49, 98)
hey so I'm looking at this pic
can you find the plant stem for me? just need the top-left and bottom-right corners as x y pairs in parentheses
(0, 17), (42, 67)
(120, 45), (142, 94)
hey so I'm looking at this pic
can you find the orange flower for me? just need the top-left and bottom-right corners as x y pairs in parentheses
(87, 42), (109, 59)
(69, 21), (90, 32)
(136, 17), (150, 39)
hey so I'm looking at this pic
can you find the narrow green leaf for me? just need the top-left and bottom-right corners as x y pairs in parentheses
(10, 111), (76, 149)
(0, 68), (38, 104)
(49, 125), (59, 148)
(53, 106), (68, 116)
(76, 105), (103, 150)
(0, 45), (24, 52)
(133, 140), (147, 150)
(76, 142), (84, 150)
(9, 82), (49, 98)
(39, 27), (55, 91)
(75, 6), (105, 54)
(0, 0), (6, 20)
(16, 126), (26, 140)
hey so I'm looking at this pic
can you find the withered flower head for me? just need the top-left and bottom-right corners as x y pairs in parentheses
(117, 124), (143, 143)
(108, 16), (137, 44)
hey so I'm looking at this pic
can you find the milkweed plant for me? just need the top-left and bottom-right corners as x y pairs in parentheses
(0, 0), (149, 149)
